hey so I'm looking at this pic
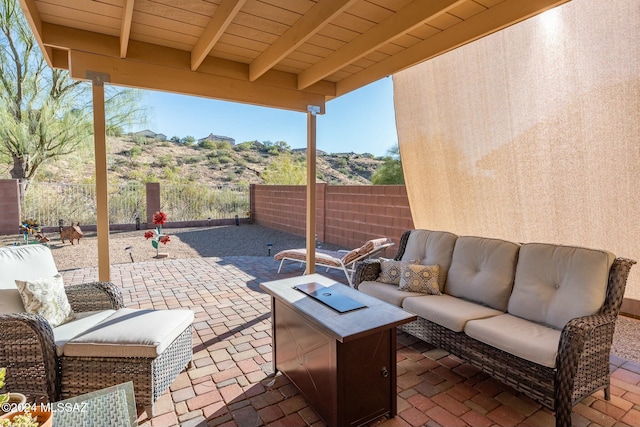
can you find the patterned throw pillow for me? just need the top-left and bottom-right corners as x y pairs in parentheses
(398, 264), (441, 295)
(378, 259), (412, 285)
(15, 274), (75, 327)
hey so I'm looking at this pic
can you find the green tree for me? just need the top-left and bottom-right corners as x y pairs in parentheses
(261, 153), (306, 184)
(0, 0), (146, 198)
(371, 144), (404, 185)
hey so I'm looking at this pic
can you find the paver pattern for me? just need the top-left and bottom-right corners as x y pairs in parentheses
(61, 257), (640, 427)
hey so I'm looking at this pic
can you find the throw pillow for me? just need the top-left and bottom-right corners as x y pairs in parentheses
(378, 259), (412, 285)
(399, 264), (441, 295)
(15, 274), (75, 327)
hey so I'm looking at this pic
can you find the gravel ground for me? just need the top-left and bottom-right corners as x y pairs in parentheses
(2, 224), (639, 365)
(0, 223), (345, 271)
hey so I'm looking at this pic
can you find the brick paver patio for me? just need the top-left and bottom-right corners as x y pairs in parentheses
(61, 257), (640, 427)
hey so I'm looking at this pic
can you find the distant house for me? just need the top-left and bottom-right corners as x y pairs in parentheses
(132, 129), (166, 141)
(198, 133), (235, 145)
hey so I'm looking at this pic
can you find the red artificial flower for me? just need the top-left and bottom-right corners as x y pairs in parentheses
(153, 211), (167, 225)
(159, 235), (171, 245)
(144, 231), (154, 239)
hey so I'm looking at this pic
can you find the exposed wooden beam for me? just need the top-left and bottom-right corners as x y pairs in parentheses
(120, 0), (135, 58)
(68, 50), (326, 113)
(336, 0), (571, 97)
(191, 0), (247, 71)
(42, 23), (335, 97)
(18, 0), (53, 67)
(297, 0), (465, 90)
(249, 0), (358, 82)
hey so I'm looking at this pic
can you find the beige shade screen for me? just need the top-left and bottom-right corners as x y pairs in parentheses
(393, 0), (640, 299)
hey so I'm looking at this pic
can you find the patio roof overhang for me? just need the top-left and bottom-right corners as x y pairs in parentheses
(18, 0), (571, 280)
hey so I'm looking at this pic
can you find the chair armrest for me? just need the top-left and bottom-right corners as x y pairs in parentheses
(555, 313), (616, 409)
(0, 313), (58, 401)
(65, 282), (125, 312)
(352, 259), (382, 289)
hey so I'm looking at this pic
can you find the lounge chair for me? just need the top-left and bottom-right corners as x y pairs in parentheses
(274, 237), (394, 285)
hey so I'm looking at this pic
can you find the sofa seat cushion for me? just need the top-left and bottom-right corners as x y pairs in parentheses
(63, 308), (194, 358)
(403, 294), (503, 332)
(445, 236), (520, 311)
(401, 230), (458, 291)
(508, 243), (615, 329)
(357, 280), (419, 307)
(465, 314), (561, 368)
(53, 310), (116, 356)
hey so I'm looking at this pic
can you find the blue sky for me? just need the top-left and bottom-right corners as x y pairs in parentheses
(138, 77), (398, 157)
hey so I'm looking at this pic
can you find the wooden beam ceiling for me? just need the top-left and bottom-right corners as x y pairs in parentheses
(18, 0), (572, 111)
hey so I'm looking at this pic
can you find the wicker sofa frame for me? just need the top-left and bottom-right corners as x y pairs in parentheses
(353, 230), (636, 427)
(0, 281), (192, 416)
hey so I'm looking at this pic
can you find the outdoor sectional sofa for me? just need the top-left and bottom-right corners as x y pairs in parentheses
(0, 244), (193, 416)
(352, 229), (636, 427)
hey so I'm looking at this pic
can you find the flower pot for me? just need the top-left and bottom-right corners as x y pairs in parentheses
(0, 407), (52, 427)
(0, 393), (27, 415)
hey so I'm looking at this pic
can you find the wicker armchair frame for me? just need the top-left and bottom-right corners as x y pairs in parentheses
(0, 282), (123, 402)
(353, 230), (636, 427)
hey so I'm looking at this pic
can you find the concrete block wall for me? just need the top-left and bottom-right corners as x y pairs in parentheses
(0, 180), (20, 235)
(252, 184), (413, 257)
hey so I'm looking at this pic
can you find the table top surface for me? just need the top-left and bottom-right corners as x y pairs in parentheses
(260, 274), (416, 342)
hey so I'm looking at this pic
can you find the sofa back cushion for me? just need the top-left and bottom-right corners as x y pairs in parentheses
(508, 243), (615, 329)
(401, 230), (457, 291)
(0, 245), (59, 289)
(445, 236), (520, 311)
(0, 245), (59, 314)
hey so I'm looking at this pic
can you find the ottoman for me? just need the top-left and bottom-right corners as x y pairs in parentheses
(59, 308), (194, 416)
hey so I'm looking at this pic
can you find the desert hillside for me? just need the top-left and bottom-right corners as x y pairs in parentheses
(29, 135), (384, 186)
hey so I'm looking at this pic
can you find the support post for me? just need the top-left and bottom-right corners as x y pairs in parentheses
(306, 105), (320, 274)
(89, 71), (111, 282)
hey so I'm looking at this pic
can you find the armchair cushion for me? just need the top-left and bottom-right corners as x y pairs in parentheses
(63, 308), (194, 358)
(53, 310), (116, 356)
(0, 245), (59, 289)
(16, 274), (75, 327)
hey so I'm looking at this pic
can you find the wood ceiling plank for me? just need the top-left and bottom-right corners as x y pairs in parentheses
(337, 0), (571, 97)
(297, 0), (464, 89)
(120, 0), (135, 57)
(41, 12), (120, 37)
(249, 0), (358, 82)
(305, 33), (345, 51)
(365, 0), (413, 13)
(143, 0), (219, 18)
(316, 23), (360, 44)
(226, 23), (278, 44)
(344, 1), (394, 23)
(37, 2), (120, 29)
(233, 11), (289, 36)
(130, 19), (199, 45)
(448, 1), (488, 19)
(426, 12), (464, 30)
(38, 0), (121, 19)
(68, 49), (327, 113)
(131, 12), (203, 39)
(258, 0), (316, 15)
(331, 12), (376, 34)
(191, 0), (247, 71)
(407, 23), (441, 40)
(135, 1), (214, 27)
(242, 0), (301, 25)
